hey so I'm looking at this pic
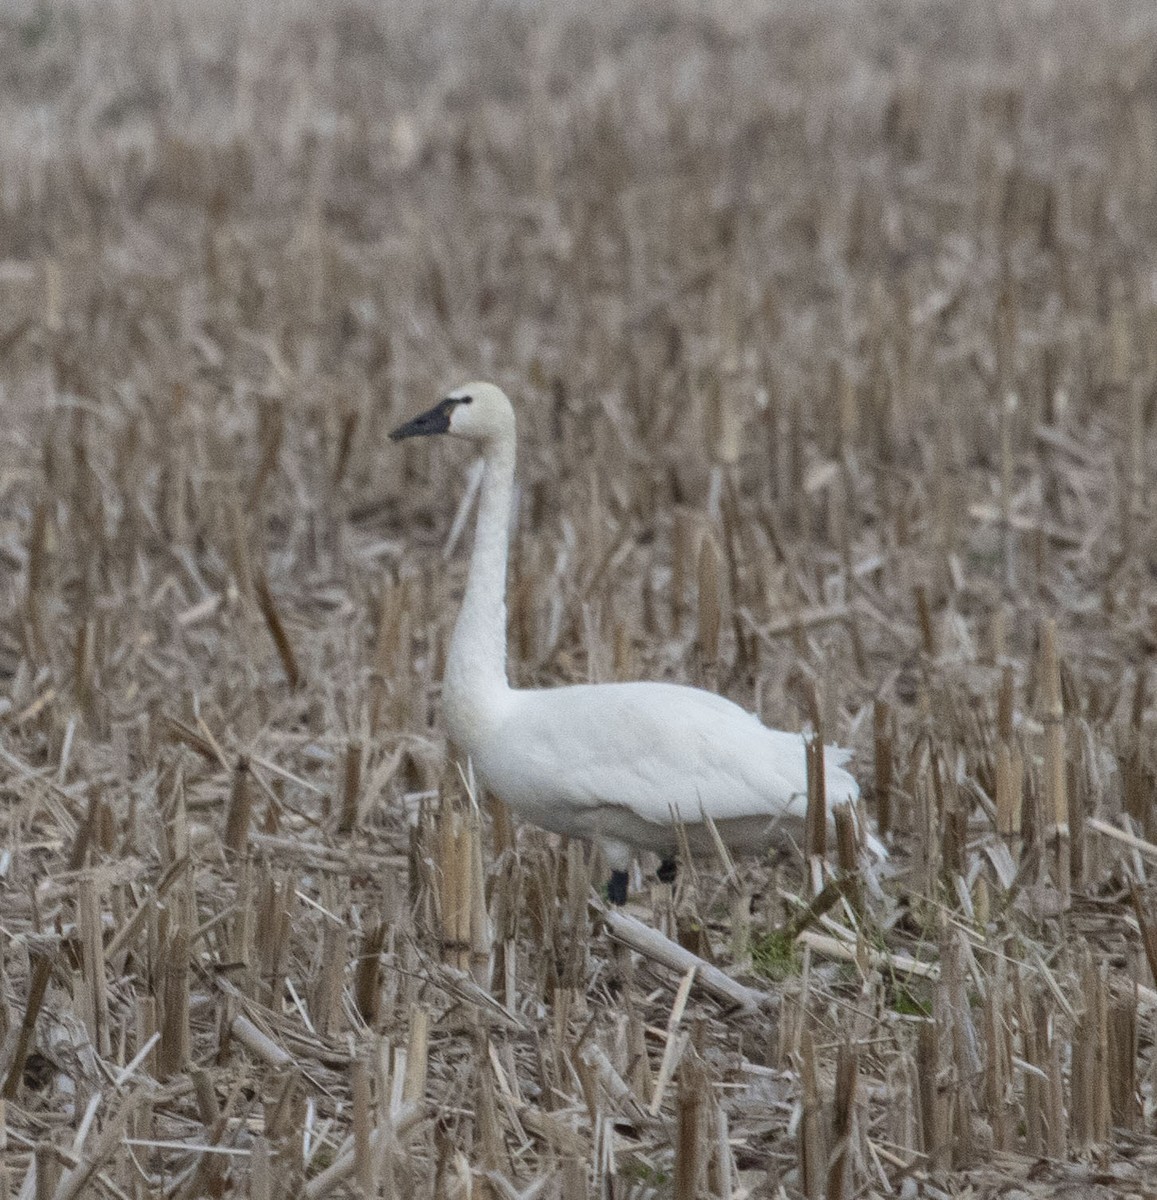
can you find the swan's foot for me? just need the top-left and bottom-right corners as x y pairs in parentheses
(607, 870), (629, 906)
(657, 857), (677, 885)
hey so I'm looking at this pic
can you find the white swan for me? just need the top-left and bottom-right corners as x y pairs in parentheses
(391, 382), (885, 903)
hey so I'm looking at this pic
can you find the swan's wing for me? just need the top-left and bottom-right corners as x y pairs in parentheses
(483, 681), (856, 828)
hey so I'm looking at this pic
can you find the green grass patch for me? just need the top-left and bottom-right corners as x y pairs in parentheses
(889, 983), (932, 1017)
(751, 928), (802, 981)
(618, 1156), (671, 1188)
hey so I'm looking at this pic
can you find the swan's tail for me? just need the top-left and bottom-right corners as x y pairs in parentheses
(860, 827), (889, 863)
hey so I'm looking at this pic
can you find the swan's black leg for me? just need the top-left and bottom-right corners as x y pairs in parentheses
(657, 858), (678, 885)
(607, 870), (629, 906)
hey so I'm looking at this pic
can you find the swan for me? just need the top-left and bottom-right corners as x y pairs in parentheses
(390, 382), (885, 904)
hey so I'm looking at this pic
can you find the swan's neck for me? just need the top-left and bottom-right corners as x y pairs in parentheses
(444, 435), (515, 748)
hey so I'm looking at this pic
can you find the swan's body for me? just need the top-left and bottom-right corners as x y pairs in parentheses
(463, 680), (859, 860)
(391, 382), (883, 901)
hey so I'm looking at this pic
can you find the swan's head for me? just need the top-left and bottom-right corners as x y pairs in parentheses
(389, 381), (515, 445)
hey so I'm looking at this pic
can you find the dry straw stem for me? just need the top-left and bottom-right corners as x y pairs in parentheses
(223, 756), (255, 854)
(797, 929), (940, 981)
(255, 572), (302, 688)
(76, 874), (110, 1058)
(674, 1049), (709, 1200)
(302, 1101), (424, 1199)
(825, 1043), (859, 1200)
(696, 529), (722, 671)
(804, 727), (827, 864)
(230, 1014), (295, 1071)
(873, 697), (893, 836)
(1089, 817), (1157, 865)
(596, 906), (765, 1013)
(995, 741), (1024, 842)
(335, 738), (362, 833)
(798, 1027), (825, 1200)
(1039, 617), (1070, 903)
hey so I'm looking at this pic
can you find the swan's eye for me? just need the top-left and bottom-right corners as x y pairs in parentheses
(458, 395), (474, 405)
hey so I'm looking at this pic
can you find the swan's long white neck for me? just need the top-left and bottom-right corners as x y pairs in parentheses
(443, 432), (516, 749)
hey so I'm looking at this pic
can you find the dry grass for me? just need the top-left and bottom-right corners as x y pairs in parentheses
(2, 0), (1157, 1194)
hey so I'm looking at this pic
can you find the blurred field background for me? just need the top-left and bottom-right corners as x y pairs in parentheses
(3, 0), (1157, 1194)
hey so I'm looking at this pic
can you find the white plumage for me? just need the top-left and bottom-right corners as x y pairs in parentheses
(391, 382), (884, 903)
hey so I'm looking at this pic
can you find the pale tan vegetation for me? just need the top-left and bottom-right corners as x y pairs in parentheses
(2, 0), (1157, 1195)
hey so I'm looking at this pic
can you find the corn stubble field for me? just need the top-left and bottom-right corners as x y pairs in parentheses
(4, 0), (1157, 1195)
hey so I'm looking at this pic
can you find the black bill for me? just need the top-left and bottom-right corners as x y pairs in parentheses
(389, 397), (456, 440)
